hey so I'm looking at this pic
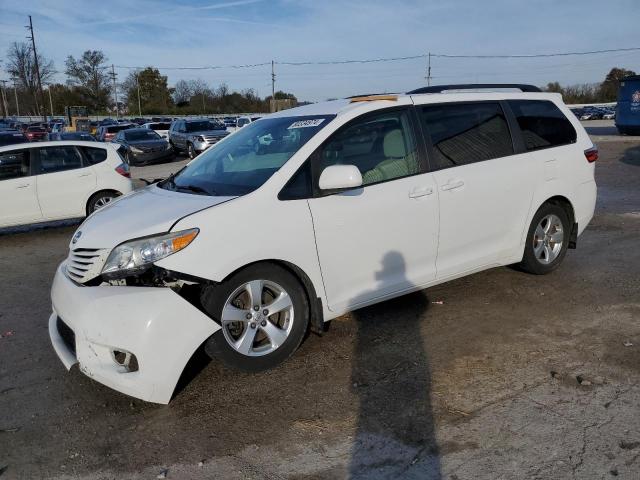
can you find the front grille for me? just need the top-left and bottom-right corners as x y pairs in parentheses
(66, 248), (108, 283)
(56, 317), (76, 355)
(203, 133), (228, 144)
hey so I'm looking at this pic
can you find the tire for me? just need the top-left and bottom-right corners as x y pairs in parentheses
(169, 140), (179, 154)
(519, 203), (571, 275)
(202, 263), (309, 372)
(87, 191), (118, 215)
(187, 143), (196, 159)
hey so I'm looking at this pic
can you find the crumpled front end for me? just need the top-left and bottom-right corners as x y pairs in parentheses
(49, 262), (220, 404)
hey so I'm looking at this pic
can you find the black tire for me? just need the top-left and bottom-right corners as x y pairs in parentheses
(187, 142), (196, 159)
(87, 191), (118, 215)
(202, 263), (309, 372)
(169, 140), (180, 154)
(519, 202), (571, 275)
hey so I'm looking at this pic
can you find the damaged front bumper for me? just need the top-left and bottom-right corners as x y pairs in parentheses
(49, 262), (220, 404)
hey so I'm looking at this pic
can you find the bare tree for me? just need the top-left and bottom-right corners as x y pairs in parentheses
(172, 79), (193, 105)
(5, 42), (55, 115)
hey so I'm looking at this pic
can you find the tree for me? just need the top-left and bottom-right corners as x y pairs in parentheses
(5, 42), (55, 115)
(65, 50), (111, 113)
(172, 79), (192, 105)
(122, 67), (173, 115)
(599, 67), (636, 102)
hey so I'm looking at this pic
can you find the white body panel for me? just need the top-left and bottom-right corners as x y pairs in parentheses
(0, 176), (42, 227)
(49, 91), (597, 403)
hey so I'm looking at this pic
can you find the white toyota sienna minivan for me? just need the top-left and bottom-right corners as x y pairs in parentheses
(50, 85), (597, 403)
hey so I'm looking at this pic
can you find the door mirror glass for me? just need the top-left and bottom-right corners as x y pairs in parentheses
(318, 165), (363, 190)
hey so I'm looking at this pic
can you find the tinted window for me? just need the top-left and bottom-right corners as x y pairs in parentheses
(237, 118), (250, 127)
(316, 108), (421, 188)
(149, 122), (170, 130)
(279, 162), (312, 200)
(125, 130), (160, 141)
(185, 121), (218, 132)
(106, 125), (133, 133)
(82, 147), (108, 165)
(0, 150), (30, 180)
(38, 146), (83, 174)
(420, 102), (513, 169)
(508, 100), (577, 151)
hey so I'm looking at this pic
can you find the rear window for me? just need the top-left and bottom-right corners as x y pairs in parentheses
(106, 125), (133, 133)
(420, 102), (514, 170)
(149, 122), (170, 130)
(508, 100), (576, 151)
(82, 147), (108, 165)
(28, 126), (46, 132)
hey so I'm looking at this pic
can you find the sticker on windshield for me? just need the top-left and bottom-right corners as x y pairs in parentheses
(287, 119), (325, 129)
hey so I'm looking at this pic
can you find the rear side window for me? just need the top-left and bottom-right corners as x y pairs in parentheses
(37, 146), (83, 174)
(82, 147), (108, 165)
(508, 100), (576, 151)
(420, 102), (513, 170)
(0, 150), (30, 180)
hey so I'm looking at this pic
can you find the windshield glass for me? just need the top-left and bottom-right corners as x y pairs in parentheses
(125, 129), (161, 141)
(185, 120), (222, 132)
(161, 115), (333, 196)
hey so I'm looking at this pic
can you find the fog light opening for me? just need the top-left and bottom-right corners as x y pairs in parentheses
(112, 350), (139, 372)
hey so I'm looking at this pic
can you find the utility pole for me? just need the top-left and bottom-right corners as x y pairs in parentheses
(271, 60), (275, 98)
(136, 71), (142, 116)
(0, 81), (6, 118)
(26, 15), (46, 121)
(110, 64), (119, 118)
(47, 85), (54, 117)
(426, 52), (432, 86)
(12, 79), (20, 117)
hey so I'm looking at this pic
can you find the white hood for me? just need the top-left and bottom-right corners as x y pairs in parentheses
(71, 185), (235, 249)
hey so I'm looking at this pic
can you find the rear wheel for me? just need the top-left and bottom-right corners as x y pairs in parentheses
(202, 264), (309, 372)
(519, 203), (570, 275)
(87, 191), (118, 215)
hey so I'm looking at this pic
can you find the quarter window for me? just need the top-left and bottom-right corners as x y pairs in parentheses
(82, 147), (108, 165)
(420, 102), (513, 169)
(37, 146), (83, 174)
(0, 150), (31, 181)
(315, 108), (421, 188)
(508, 100), (577, 151)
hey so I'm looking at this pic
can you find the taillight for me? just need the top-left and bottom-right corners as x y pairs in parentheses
(584, 147), (598, 163)
(115, 163), (131, 178)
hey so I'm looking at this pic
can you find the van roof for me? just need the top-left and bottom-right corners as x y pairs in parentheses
(268, 89), (562, 119)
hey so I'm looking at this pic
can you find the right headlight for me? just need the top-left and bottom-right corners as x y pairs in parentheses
(102, 228), (199, 277)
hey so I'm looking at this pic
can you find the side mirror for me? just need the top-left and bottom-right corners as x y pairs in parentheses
(318, 165), (363, 191)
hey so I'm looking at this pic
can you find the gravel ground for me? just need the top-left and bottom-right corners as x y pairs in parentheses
(0, 139), (639, 480)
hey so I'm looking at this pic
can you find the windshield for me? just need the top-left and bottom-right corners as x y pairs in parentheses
(185, 120), (222, 132)
(161, 115), (333, 196)
(125, 130), (161, 141)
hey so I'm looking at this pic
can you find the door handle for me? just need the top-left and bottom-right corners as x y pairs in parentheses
(16, 184), (30, 189)
(78, 173), (92, 177)
(408, 186), (433, 198)
(441, 179), (465, 191)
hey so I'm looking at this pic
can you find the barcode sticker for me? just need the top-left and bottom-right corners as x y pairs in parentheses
(287, 119), (325, 129)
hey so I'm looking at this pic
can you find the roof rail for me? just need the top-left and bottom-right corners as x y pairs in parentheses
(407, 84), (542, 94)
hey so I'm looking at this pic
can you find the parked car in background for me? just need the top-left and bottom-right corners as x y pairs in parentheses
(112, 128), (174, 166)
(223, 116), (238, 128)
(0, 141), (133, 228)
(49, 85), (597, 404)
(602, 110), (616, 120)
(168, 118), (230, 159)
(96, 123), (135, 142)
(0, 130), (30, 147)
(25, 126), (49, 141)
(50, 132), (96, 142)
(142, 121), (171, 139)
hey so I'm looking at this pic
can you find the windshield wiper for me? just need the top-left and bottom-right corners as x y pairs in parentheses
(177, 184), (214, 196)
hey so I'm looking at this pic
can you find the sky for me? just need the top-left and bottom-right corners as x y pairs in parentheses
(0, 0), (639, 102)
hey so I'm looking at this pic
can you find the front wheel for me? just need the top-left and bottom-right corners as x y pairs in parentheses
(519, 203), (570, 275)
(202, 264), (309, 372)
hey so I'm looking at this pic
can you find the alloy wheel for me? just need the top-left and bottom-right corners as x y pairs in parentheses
(221, 279), (294, 357)
(533, 214), (564, 264)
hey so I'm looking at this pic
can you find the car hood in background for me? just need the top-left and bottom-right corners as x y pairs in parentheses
(71, 185), (236, 249)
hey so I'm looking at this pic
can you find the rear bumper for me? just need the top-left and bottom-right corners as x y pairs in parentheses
(49, 262), (219, 404)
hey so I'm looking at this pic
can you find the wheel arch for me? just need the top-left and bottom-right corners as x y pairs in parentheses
(85, 189), (122, 216)
(533, 195), (577, 248)
(220, 259), (326, 335)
